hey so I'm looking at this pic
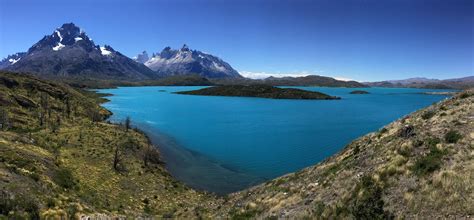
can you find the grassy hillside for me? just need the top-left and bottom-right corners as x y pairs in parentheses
(1, 71), (472, 219)
(214, 90), (473, 219)
(0, 71), (217, 218)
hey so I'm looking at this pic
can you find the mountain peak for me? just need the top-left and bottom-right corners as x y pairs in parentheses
(2, 23), (157, 80)
(134, 51), (149, 64)
(180, 44), (190, 51)
(58, 22), (80, 32)
(143, 45), (242, 78)
(26, 22), (96, 53)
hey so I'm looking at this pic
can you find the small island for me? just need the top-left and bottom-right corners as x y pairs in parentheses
(175, 85), (341, 100)
(350, 90), (370, 94)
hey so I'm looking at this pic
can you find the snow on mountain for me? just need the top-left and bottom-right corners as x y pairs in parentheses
(0, 53), (27, 69)
(140, 44), (242, 78)
(133, 51), (149, 64)
(0, 23), (157, 80)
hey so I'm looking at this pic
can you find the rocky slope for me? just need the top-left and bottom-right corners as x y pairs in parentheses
(212, 89), (473, 219)
(1, 23), (157, 80)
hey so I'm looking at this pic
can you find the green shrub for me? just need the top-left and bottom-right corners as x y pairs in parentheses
(349, 176), (392, 219)
(425, 137), (441, 148)
(46, 198), (56, 208)
(53, 167), (77, 189)
(0, 192), (40, 219)
(444, 130), (462, 143)
(412, 146), (446, 176)
(230, 208), (260, 220)
(421, 111), (435, 120)
(353, 145), (360, 155)
(460, 93), (470, 99)
(313, 201), (326, 216)
(29, 172), (40, 182)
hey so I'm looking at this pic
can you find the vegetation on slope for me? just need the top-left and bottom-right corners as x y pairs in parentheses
(1, 70), (472, 219)
(34, 74), (363, 89)
(213, 90), (473, 219)
(64, 74), (214, 89)
(176, 85), (341, 100)
(0, 71), (216, 218)
(212, 75), (366, 88)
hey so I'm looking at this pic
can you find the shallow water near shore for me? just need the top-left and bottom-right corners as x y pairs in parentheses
(98, 86), (452, 194)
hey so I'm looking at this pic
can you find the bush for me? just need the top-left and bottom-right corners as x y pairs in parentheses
(29, 172), (40, 182)
(0, 191), (40, 218)
(412, 146), (446, 176)
(421, 111), (435, 120)
(349, 176), (392, 219)
(53, 168), (77, 189)
(444, 130), (462, 143)
(459, 93), (470, 99)
(313, 201), (326, 216)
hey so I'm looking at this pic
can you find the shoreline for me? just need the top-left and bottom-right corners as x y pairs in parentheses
(94, 87), (461, 196)
(98, 95), (266, 195)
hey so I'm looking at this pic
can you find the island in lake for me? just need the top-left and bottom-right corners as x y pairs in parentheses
(175, 85), (341, 100)
(350, 90), (370, 94)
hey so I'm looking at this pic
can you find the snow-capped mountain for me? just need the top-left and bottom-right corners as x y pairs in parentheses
(139, 45), (242, 78)
(0, 52), (26, 69)
(1, 23), (157, 80)
(133, 51), (149, 64)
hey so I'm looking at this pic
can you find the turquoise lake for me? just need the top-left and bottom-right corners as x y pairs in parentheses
(98, 86), (451, 194)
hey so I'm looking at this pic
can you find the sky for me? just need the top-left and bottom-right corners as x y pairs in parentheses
(0, 0), (472, 81)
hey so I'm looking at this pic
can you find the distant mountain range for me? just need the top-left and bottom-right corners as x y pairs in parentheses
(365, 76), (474, 89)
(134, 45), (242, 78)
(2, 22), (469, 89)
(0, 23), (242, 80)
(212, 75), (366, 87)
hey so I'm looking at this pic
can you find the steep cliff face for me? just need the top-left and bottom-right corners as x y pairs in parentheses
(215, 90), (473, 219)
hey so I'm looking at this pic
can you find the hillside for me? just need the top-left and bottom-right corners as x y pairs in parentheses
(212, 75), (366, 87)
(365, 76), (474, 89)
(213, 89), (473, 219)
(1, 71), (472, 219)
(0, 71), (216, 218)
(176, 85), (340, 100)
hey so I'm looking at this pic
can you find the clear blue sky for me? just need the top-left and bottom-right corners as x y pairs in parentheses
(0, 0), (472, 81)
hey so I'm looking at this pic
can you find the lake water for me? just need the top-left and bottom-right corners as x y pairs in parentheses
(98, 86), (451, 194)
